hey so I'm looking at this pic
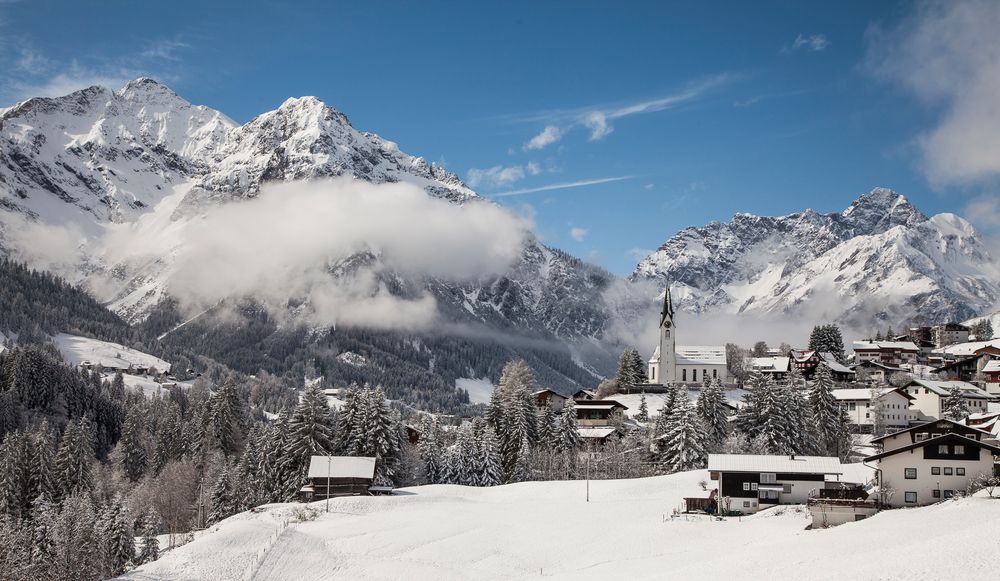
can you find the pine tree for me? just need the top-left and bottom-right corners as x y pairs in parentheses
(496, 360), (537, 480)
(287, 381), (336, 483)
(209, 464), (237, 524)
(537, 404), (557, 448)
(511, 435), (532, 482)
(0, 431), (30, 519)
(808, 365), (848, 456)
(942, 387), (970, 421)
(453, 424), (476, 486)
(416, 416), (445, 484)
(558, 399), (580, 451)
(210, 381), (246, 457)
(259, 413), (296, 502)
(636, 394), (649, 422)
(137, 510), (160, 564)
(30, 497), (58, 573)
(102, 498), (135, 576)
(809, 324), (845, 362)
(696, 378), (729, 450)
(56, 418), (94, 498)
(659, 401), (707, 472)
(616, 348), (647, 388)
(30, 422), (59, 502)
(119, 404), (148, 482)
(476, 427), (503, 487)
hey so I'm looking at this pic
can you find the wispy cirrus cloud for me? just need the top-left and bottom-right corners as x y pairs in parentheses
(786, 33), (830, 53)
(865, 0), (1000, 187)
(569, 227), (588, 242)
(518, 73), (737, 149)
(466, 161), (542, 189)
(490, 175), (633, 198)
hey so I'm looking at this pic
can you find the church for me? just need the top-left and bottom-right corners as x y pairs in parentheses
(647, 288), (730, 385)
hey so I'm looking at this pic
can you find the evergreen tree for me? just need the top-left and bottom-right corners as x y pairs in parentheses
(210, 381), (246, 457)
(942, 387), (970, 421)
(209, 464), (237, 524)
(30, 422), (59, 502)
(0, 431), (30, 519)
(416, 416), (445, 484)
(636, 394), (649, 423)
(696, 378), (729, 449)
(30, 497), (58, 573)
(808, 324), (845, 362)
(119, 404), (148, 482)
(659, 401), (707, 472)
(808, 365), (848, 456)
(615, 348), (648, 389)
(55, 418), (94, 498)
(102, 498), (135, 576)
(537, 404), (557, 448)
(137, 510), (160, 564)
(476, 427), (503, 487)
(287, 381), (336, 482)
(558, 398), (580, 452)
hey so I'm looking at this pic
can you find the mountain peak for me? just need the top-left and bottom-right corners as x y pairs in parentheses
(276, 95), (352, 127)
(841, 187), (927, 231)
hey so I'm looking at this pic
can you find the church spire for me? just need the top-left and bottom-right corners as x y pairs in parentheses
(659, 286), (674, 327)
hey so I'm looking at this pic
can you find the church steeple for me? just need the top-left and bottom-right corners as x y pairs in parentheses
(654, 285), (677, 385)
(659, 286), (675, 327)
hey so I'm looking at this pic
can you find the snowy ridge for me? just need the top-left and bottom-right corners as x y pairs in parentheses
(633, 188), (1000, 326)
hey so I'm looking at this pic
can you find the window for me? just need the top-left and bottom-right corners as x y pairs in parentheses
(943, 490), (954, 499)
(692, 369), (697, 382)
(957, 467), (965, 476)
(682, 369), (687, 382)
(944, 467), (953, 475)
(865, 412), (870, 419)
(904, 468), (917, 479)
(743, 482), (750, 491)
(782, 483), (792, 494)
(932, 490), (941, 498)
(904, 492), (917, 503)
(938, 445), (949, 454)
(916, 433), (929, 441)
(760, 473), (776, 484)
(931, 467), (941, 475)
(743, 501), (751, 508)
(713, 369), (718, 378)
(848, 402), (856, 411)
(954, 445), (965, 455)
(751, 483), (759, 491)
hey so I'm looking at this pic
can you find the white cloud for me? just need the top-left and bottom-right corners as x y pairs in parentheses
(524, 125), (562, 150)
(569, 227), (588, 242)
(525, 161), (542, 176)
(791, 33), (829, 52)
(626, 247), (653, 261)
(466, 165), (527, 188)
(866, 0), (1000, 186)
(141, 39), (190, 61)
(515, 73), (735, 146)
(7, 61), (134, 101)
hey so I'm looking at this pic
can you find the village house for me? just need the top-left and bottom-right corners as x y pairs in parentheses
(902, 379), (994, 420)
(574, 399), (627, 446)
(572, 389), (597, 401)
(866, 420), (1000, 507)
(851, 360), (907, 384)
(932, 345), (1000, 384)
(984, 360), (1000, 396)
(707, 454), (844, 514)
(789, 350), (854, 381)
(749, 355), (791, 382)
(933, 322), (971, 347)
(647, 288), (730, 385)
(532, 388), (568, 410)
(831, 387), (916, 432)
(852, 340), (920, 367)
(965, 411), (1000, 440)
(299, 456), (377, 501)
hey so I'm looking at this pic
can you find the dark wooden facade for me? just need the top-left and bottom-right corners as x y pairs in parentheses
(300, 477), (373, 501)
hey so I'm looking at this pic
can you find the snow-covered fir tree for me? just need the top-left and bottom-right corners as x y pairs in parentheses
(55, 418), (94, 498)
(210, 381), (246, 457)
(101, 497), (135, 576)
(119, 404), (148, 482)
(808, 365), (849, 457)
(658, 400), (707, 472)
(416, 416), (446, 484)
(287, 380), (336, 483)
(808, 324), (845, 362)
(537, 404), (558, 448)
(696, 378), (729, 450)
(208, 463), (237, 524)
(137, 509), (160, 565)
(558, 398), (580, 451)
(475, 426), (503, 486)
(615, 348), (647, 388)
(636, 394), (649, 422)
(942, 387), (970, 421)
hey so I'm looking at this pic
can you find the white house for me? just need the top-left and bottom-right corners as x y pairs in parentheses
(750, 356), (791, 381)
(902, 379), (994, 420)
(648, 288), (730, 385)
(707, 454), (844, 514)
(866, 420), (1000, 507)
(852, 341), (920, 367)
(831, 387), (916, 430)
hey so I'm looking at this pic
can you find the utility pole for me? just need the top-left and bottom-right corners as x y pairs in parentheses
(326, 456), (331, 513)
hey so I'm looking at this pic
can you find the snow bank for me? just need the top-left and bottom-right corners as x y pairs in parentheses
(54, 333), (170, 371)
(121, 470), (1000, 580)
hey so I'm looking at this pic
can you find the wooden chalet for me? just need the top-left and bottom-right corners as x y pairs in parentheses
(299, 456), (377, 501)
(532, 388), (568, 410)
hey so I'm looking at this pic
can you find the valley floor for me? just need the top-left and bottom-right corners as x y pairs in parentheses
(122, 471), (1000, 581)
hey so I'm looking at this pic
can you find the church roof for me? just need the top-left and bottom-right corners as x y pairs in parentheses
(675, 345), (727, 366)
(659, 287), (674, 328)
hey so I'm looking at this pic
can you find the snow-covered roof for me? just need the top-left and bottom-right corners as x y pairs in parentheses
(830, 462), (876, 486)
(577, 427), (619, 440)
(819, 353), (854, 374)
(307, 456), (376, 479)
(750, 356), (790, 372)
(906, 379), (992, 399)
(575, 400), (627, 410)
(852, 341), (919, 351)
(983, 360), (1000, 373)
(830, 388), (902, 402)
(934, 339), (1000, 357)
(675, 345), (727, 366)
(708, 454), (842, 475)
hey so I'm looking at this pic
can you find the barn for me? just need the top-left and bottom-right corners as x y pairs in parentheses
(299, 456), (377, 501)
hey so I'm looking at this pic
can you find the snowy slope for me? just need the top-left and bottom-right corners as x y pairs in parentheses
(964, 310), (1000, 340)
(633, 188), (1000, 326)
(122, 471), (1000, 581)
(53, 332), (170, 371)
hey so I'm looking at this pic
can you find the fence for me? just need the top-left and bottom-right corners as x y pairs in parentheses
(243, 517), (291, 581)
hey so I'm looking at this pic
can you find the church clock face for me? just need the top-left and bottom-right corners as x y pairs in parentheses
(664, 322), (671, 328)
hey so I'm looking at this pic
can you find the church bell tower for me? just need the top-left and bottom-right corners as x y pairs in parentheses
(657, 286), (677, 384)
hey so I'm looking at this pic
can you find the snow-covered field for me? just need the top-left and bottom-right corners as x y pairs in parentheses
(53, 333), (170, 371)
(122, 471), (1000, 581)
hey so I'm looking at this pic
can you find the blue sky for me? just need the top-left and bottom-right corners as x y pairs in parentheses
(2, 0), (998, 274)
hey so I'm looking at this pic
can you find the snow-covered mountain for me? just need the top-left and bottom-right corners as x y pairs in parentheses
(0, 79), (618, 395)
(633, 188), (1000, 326)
